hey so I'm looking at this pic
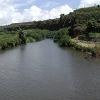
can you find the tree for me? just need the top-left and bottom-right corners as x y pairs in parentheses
(59, 34), (71, 46)
(18, 29), (26, 44)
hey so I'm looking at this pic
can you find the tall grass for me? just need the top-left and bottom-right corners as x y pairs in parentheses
(0, 34), (19, 50)
(0, 29), (50, 50)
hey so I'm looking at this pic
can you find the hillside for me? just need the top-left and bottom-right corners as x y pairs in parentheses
(0, 6), (100, 35)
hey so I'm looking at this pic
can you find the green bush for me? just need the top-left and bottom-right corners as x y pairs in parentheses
(0, 29), (49, 50)
(58, 35), (71, 47)
(0, 34), (19, 50)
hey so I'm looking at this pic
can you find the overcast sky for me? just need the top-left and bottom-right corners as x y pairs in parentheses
(0, 0), (100, 26)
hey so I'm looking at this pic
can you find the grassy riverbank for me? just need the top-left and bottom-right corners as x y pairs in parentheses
(0, 34), (19, 50)
(70, 39), (95, 54)
(0, 29), (49, 50)
(52, 28), (100, 57)
(0, 28), (100, 58)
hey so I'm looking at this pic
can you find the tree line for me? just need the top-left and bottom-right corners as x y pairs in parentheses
(0, 6), (100, 39)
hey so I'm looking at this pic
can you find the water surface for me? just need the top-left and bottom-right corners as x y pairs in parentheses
(0, 39), (100, 100)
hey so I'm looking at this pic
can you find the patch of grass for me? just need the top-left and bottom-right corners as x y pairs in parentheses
(0, 29), (50, 50)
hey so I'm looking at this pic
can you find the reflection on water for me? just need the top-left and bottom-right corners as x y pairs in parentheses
(0, 39), (100, 100)
(19, 45), (26, 51)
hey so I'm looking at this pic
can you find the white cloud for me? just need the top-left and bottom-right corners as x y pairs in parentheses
(79, 0), (100, 8)
(0, 0), (73, 26)
(22, 5), (73, 21)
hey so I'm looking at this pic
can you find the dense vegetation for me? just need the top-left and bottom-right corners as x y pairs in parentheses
(0, 34), (19, 50)
(49, 28), (96, 55)
(0, 29), (49, 50)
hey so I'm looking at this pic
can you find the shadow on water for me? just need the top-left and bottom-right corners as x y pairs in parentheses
(19, 44), (26, 52)
(61, 46), (100, 63)
(0, 44), (26, 55)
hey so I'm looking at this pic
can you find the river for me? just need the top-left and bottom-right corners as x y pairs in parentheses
(0, 39), (100, 100)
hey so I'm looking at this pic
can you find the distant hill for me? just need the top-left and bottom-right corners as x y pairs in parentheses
(1, 6), (100, 37)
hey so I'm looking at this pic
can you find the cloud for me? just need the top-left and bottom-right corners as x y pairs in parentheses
(0, 0), (73, 26)
(79, 0), (100, 8)
(22, 4), (73, 21)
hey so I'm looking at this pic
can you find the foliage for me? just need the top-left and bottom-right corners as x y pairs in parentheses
(58, 35), (71, 46)
(47, 27), (72, 47)
(25, 29), (49, 41)
(53, 28), (69, 42)
(0, 29), (49, 50)
(0, 34), (19, 50)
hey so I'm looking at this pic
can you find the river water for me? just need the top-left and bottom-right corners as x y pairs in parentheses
(0, 39), (100, 100)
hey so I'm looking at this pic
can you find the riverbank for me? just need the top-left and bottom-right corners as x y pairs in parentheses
(71, 39), (95, 52)
(0, 29), (100, 58)
(69, 39), (100, 58)
(0, 29), (49, 50)
(51, 28), (100, 58)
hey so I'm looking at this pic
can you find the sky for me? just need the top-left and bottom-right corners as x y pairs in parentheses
(0, 0), (100, 26)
